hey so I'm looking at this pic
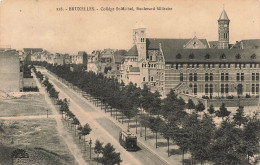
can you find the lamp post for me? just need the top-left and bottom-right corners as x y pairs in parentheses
(89, 138), (92, 160)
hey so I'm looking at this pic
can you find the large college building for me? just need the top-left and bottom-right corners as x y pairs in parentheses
(120, 9), (260, 98)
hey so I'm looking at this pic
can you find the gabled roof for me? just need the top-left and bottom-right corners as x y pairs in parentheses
(146, 38), (209, 50)
(163, 49), (260, 63)
(183, 36), (208, 49)
(219, 9), (229, 20)
(125, 45), (138, 56)
(129, 67), (140, 72)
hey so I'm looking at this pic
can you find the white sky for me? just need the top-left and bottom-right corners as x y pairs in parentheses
(0, 0), (259, 54)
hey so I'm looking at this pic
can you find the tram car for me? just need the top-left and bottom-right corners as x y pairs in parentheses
(119, 130), (138, 151)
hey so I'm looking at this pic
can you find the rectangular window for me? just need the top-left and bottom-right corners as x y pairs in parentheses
(180, 73), (183, 81)
(210, 73), (213, 81)
(225, 73), (229, 81)
(250, 64), (253, 68)
(176, 64), (178, 69)
(252, 84), (255, 93)
(221, 84), (224, 94)
(194, 84), (197, 95)
(143, 77), (145, 82)
(189, 73), (193, 81)
(225, 84), (229, 93)
(205, 84), (208, 94)
(210, 84), (213, 94)
(252, 73), (255, 81)
(221, 73), (224, 81)
(241, 73), (244, 81)
(194, 73), (197, 81)
(228, 64), (230, 68)
(212, 64), (215, 68)
(256, 84), (259, 93)
(256, 73), (259, 81)
(237, 73), (240, 81)
(205, 73), (209, 81)
(180, 64), (183, 68)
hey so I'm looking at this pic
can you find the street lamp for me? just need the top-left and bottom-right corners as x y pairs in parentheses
(89, 138), (92, 160)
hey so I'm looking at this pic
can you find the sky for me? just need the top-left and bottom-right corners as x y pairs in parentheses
(0, 0), (259, 54)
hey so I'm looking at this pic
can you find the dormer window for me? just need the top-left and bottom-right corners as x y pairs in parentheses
(251, 54), (256, 60)
(176, 53), (182, 59)
(220, 53), (226, 59)
(189, 53), (195, 59)
(205, 54), (210, 59)
(236, 54), (241, 59)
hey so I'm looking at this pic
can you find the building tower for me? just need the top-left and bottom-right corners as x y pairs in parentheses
(218, 9), (230, 49)
(133, 21), (147, 61)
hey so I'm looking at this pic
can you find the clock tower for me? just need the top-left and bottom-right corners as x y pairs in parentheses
(218, 9), (230, 49)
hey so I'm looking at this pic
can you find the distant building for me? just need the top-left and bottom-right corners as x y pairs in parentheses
(0, 50), (23, 92)
(71, 51), (88, 65)
(87, 49), (126, 78)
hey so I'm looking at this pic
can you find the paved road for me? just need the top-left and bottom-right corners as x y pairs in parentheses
(41, 68), (170, 165)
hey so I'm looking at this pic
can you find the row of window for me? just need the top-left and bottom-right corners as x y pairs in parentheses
(142, 63), (157, 68)
(176, 53), (256, 60)
(172, 63), (259, 69)
(180, 72), (259, 82)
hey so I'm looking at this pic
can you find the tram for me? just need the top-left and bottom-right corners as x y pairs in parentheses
(119, 130), (138, 151)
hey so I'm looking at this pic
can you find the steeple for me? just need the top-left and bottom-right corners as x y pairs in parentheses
(218, 9), (229, 21)
(218, 8), (230, 49)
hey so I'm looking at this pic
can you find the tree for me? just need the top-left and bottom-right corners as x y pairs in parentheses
(100, 143), (122, 165)
(72, 117), (80, 136)
(149, 117), (163, 148)
(233, 106), (247, 128)
(189, 114), (216, 165)
(160, 122), (175, 157)
(161, 89), (187, 124)
(195, 101), (205, 113)
(207, 104), (215, 115)
(94, 140), (103, 163)
(81, 123), (92, 150)
(139, 115), (150, 140)
(242, 113), (260, 164)
(187, 99), (195, 112)
(210, 119), (246, 164)
(215, 103), (231, 120)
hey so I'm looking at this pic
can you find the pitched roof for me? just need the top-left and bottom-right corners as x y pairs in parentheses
(125, 45), (138, 56)
(146, 38), (209, 50)
(241, 39), (260, 49)
(208, 41), (219, 49)
(129, 67), (140, 72)
(219, 9), (229, 20)
(163, 49), (260, 63)
(114, 50), (126, 63)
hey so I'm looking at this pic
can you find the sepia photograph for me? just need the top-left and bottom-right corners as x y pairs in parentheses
(0, 0), (260, 164)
